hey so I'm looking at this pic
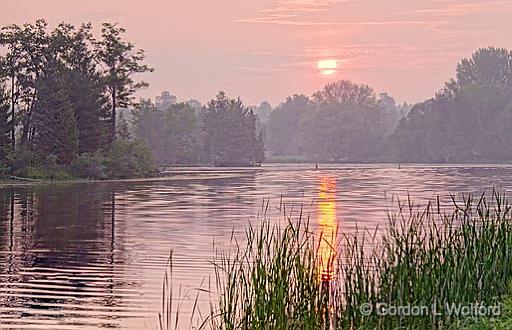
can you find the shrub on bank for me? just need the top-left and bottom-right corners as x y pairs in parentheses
(69, 152), (108, 179)
(6, 139), (156, 180)
(103, 139), (156, 179)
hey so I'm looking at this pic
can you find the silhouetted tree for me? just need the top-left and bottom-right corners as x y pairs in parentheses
(133, 100), (202, 165)
(32, 60), (78, 165)
(50, 23), (109, 153)
(95, 23), (153, 142)
(204, 92), (263, 166)
(0, 20), (49, 146)
(266, 94), (311, 157)
(0, 83), (11, 164)
(392, 47), (512, 163)
(266, 82), (387, 162)
(312, 80), (378, 109)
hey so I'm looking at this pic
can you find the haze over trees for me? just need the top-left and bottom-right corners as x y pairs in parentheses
(1, 20), (511, 177)
(392, 47), (512, 163)
(203, 92), (264, 166)
(132, 47), (512, 166)
(263, 47), (512, 164)
(132, 91), (265, 167)
(264, 81), (407, 162)
(132, 99), (203, 165)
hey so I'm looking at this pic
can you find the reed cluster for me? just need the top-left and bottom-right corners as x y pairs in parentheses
(162, 189), (512, 329)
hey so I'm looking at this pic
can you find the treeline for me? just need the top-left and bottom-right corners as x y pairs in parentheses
(262, 47), (512, 163)
(392, 47), (512, 163)
(264, 82), (407, 162)
(132, 46), (512, 166)
(0, 20), (154, 179)
(133, 91), (264, 166)
(2, 20), (510, 174)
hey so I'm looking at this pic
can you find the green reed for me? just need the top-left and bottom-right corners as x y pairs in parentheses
(210, 201), (330, 330)
(162, 189), (512, 329)
(337, 189), (512, 329)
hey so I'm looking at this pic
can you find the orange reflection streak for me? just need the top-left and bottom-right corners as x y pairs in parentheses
(318, 176), (337, 282)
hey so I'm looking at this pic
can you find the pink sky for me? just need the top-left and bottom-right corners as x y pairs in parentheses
(3, 0), (512, 106)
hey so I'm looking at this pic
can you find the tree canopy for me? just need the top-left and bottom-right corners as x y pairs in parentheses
(392, 47), (512, 163)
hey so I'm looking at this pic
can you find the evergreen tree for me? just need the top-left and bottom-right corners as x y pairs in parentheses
(204, 92), (264, 166)
(132, 100), (202, 165)
(50, 23), (109, 154)
(67, 70), (108, 153)
(117, 111), (131, 140)
(0, 84), (11, 164)
(32, 61), (78, 165)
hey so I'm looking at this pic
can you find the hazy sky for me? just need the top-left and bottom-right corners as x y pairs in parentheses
(3, 0), (512, 106)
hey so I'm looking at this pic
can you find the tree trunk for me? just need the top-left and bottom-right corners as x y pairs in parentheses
(10, 73), (15, 150)
(112, 87), (116, 142)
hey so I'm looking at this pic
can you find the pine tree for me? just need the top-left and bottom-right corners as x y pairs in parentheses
(0, 84), (11, 164)
(255, 130), (265, 164)
(204, 92), (264, 166)
(67, 70), (108, 153)
(117, 111), (131, 140)
(32, 62), (79, 165)
(50, 22), (110, 154)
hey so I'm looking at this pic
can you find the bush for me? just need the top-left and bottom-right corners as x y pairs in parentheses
(10, 146), (43, 176)
(104, 139), (156, 179)
(70, 153), (108, 179)
(6, 139), (156, 180)
(18, 155), (71, 180)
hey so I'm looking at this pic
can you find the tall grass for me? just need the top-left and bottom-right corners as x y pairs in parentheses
(338, 190), (512, 329)
(162, 189), (512, 329)
(211, 202), (330, 329)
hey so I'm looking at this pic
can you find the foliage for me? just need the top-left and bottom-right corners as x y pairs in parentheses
(312, 79), (379, 108)
(69, 153), (108, 179)
(392, 47), (512, 163)
(266, 82), (391, 162)
(0, 83), (11, 163)
(95, 23), (153, 141)
(266, 94), (311, 157)
(103, 139), (155, 179)
(9, 145), (43, 176)
(461, 295), (512, 330)
(10, 147), (70, 180)
(203, 92), (264, 166)
(210, 211), (328, 330)
(336, 190), (512, 329)
(117, 111), (132, 140)
(132, 100), (203, 165)
(32, 60), (79, 165)
(0, 20), (153, 179)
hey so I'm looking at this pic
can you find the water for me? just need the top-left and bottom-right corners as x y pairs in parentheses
(1, 164), (512, 329)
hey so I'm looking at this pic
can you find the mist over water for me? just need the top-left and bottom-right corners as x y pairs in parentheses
(1, 164), (511, 328)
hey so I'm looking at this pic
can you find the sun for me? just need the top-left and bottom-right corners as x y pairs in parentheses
(317, 59), (338, 75)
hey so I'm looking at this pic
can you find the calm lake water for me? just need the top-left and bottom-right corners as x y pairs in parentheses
(1, 164), (512, 329)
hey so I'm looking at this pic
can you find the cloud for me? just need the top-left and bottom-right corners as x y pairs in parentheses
(236, 0), (443, 29)
(398, 0), (512, 18)
(236, 17), (441, 27)
(236, 0), (349, 25)
(260, 0), (350, 14)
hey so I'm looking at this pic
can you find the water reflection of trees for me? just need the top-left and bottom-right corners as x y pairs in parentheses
(0, 183), (129, 328)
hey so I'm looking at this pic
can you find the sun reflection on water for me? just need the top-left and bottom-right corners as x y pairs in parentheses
(318, 176), (337, 282)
